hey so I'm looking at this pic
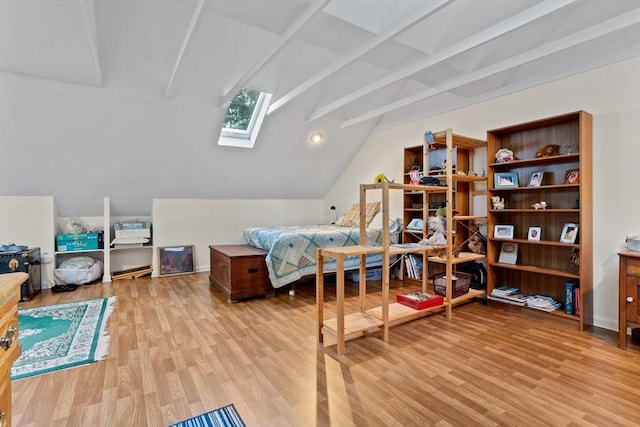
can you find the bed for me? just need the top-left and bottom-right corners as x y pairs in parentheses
(242, 203), (401, 291)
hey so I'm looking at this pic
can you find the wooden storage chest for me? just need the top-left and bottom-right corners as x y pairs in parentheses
(209, 245), (273, 303)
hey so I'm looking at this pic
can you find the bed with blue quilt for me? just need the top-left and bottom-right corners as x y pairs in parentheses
(242, 223), (399, 289)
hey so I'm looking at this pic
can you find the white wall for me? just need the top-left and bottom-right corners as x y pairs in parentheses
(325, 57), (640, 331)
(152, 198), (324, 274)
(0, 196), (56, 285)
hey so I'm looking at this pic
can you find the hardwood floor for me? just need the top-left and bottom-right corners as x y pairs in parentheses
(11, 273), (640, 427)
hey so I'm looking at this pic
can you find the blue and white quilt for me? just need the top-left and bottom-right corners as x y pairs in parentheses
(242, 225), (385, 289)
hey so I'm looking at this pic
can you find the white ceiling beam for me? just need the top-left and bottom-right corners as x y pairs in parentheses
(343, 10), (640, 128)
(374, 44), (640, 133)
(221, 0), (332, 108)
(164, 0), (205, 99)
(266, 0), (456, 115)
(80, 0), (102, 86)
(307, 0), (577, 122)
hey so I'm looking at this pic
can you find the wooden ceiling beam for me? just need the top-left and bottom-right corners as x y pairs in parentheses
(267, 0), (456, 116)
(307, 0), (577, 122)
(164, 0), (205, 99)
(343, 10), (640, 128)
(220, 0), (331, 108)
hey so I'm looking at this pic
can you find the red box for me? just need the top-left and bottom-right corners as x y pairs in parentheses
(396, 289), (444, 310)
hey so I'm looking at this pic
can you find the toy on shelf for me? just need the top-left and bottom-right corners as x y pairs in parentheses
(491, 196), (505, 210)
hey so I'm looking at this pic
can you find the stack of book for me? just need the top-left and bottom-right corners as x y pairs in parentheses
(488, 286), (528, 306)
(526, 295), (562, 312)
(404, 254), (423, 279)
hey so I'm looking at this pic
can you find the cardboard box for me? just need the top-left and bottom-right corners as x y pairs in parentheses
(55, 232), (102, 252)
(396, 290), (444, 310)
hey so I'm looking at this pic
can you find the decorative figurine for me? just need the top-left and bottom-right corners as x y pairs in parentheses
(536, 144), (559, 158)
(491, 196), (505, 210)
(532, 201), (548, 209)
(495, 148), (514, 163)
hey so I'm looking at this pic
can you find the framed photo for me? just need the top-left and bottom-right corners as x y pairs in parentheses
(560, 223), (579, 244)
(494, 224), (514, 240)
(528, 171), (544, 187)
(528, 226), (541, 241)
(564, 169), (580, 184)
(498, 242), (519, 264)
(158, 245), (195, 276)
(494, 172), (519, 188)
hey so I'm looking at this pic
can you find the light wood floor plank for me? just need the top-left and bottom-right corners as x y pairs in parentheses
(10, 273), (640, 426)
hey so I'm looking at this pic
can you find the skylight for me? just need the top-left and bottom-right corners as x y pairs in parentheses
(218, 89), (272, 148)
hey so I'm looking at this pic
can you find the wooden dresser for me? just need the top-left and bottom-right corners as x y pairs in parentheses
(209, 245), (274, 303)
(619, 251), (640, 349)
(0, 272), (25, 427)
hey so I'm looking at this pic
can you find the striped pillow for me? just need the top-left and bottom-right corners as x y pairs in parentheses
(335, 202), (380, 228)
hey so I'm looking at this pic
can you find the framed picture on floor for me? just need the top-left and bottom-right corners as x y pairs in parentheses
(158, 245), (195, 276)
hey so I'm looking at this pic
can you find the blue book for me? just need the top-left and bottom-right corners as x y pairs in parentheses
(564, 281), (578, 315)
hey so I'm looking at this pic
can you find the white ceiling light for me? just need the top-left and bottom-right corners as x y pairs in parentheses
(309, 132), (324, 144)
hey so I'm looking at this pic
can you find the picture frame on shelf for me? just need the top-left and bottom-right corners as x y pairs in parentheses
(494, 172), (519, 188)
(527, 226), (541, 241)
(528, 171), (544, 187)
(498, 242), (518, 264)
(158, 245), (195, 276)
(560, 223), (579, 244)
(494, 224), (514, 240)
(564, 168), (580, 184)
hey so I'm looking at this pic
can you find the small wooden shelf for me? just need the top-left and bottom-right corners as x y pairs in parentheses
(428, 251), (486, 264)
(322, 312), (384, 340)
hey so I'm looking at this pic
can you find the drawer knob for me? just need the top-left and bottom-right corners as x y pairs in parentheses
(0, 325), (16, 350)
(628, 296), (634, 303)
(0, 410), (4, 427)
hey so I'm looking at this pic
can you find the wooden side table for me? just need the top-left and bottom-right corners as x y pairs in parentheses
(618, 251), (640, 349)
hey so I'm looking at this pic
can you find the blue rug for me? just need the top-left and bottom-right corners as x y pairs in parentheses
(11, 297), (115, 380)
(169, 404), (246, 427)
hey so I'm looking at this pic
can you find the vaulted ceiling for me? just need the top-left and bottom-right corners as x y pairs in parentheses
(1, 0), (639, 216)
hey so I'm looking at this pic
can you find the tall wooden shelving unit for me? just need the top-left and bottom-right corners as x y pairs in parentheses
(402, 130), (488, 318)
(317, 130), (488, 354)
(486, 111), (592, 331)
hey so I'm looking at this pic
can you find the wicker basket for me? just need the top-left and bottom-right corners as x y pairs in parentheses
(627, 234), (640, 252)
(433, 272), (471, 298)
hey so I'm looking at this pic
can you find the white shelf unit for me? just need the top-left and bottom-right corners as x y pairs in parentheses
(54, 197), (153, 283)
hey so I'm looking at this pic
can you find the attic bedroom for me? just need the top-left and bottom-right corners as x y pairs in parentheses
(1, 1), (640, 426)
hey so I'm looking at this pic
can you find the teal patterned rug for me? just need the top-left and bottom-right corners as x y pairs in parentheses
(11, 297), (116, 380)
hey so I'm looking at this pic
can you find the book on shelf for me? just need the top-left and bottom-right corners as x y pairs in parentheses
(490, 286), (528, 306)
(487, 295), (527, 306)
(526, 295), (561, 312)
(491, 286), (519, 296)
(564, 280), (579, 315)
(404, 254), (423, 279)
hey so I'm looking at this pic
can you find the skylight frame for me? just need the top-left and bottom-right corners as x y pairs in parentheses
(218, 91), (273, 149)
